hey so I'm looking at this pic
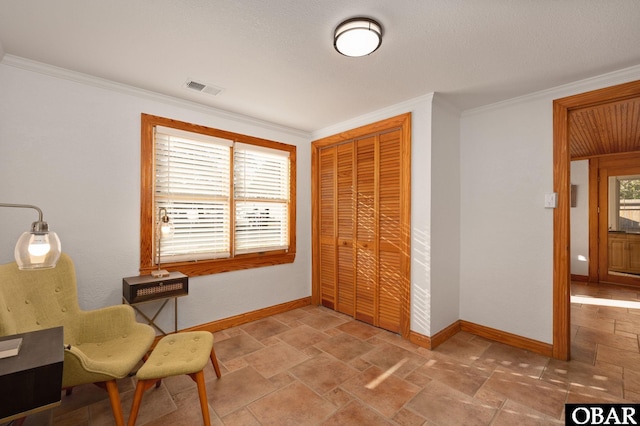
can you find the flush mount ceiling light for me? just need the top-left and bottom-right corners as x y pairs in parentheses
(334, 17), (383, 57)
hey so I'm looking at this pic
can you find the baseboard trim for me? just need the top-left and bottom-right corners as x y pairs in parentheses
(459, 320), (553, 357)
(571, 274), (589, 282)
(178, 299), (552, 359)
(409, 319), (552, 357)
(408, 330), (432, 349)
(431, 321), (463, 349)
(409, 320), (462, 350)
(182, 297), (312, 334)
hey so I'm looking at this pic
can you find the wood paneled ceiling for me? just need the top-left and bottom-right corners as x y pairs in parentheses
(569, 97), (640, 159)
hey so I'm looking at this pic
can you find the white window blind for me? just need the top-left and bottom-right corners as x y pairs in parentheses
(155, 127), (233, 262)
(234, 142), (290, 254)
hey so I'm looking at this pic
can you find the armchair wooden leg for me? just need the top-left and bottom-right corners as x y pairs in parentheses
(128, 379), (158, 426)
(210, 346), (221, 378)
(105, 380), (125, 426)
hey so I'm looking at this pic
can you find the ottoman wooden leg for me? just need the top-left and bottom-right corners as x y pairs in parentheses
(190, 370), (211, 426)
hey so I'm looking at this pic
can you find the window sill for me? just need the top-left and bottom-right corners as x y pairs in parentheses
(140, 252), (296, 277)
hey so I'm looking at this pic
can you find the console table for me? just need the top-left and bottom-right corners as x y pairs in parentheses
(122, 272), (189, 335)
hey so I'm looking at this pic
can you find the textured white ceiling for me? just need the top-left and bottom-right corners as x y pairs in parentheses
(0, 0), (639, 132)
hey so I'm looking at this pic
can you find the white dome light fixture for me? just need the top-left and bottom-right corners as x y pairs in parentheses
(334, 17), (382, 57)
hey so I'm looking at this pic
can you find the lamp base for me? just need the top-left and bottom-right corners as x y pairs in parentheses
(151, 269), (170, 278)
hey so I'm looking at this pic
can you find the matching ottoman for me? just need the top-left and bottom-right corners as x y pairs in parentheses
(127, 331), (222, 426)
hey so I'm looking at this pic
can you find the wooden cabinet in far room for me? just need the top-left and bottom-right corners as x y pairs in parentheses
(608, 232), (640, 275)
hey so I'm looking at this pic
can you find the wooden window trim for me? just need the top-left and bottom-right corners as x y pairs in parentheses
(140, 113), (296, 277)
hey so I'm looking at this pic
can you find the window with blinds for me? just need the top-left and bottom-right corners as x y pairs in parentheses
(140, 114), (296, 277)
(155, 126), (233, 262)
(234, 142), (290, 254)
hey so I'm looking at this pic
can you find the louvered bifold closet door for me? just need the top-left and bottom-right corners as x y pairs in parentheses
(319, 147), (337, 309)
(312, 114), (411, 338)
(378, 130), (403, 333)
(313, 113), (410, 337)
(355, 136), (377, 325)
(336, 143), (355, 316)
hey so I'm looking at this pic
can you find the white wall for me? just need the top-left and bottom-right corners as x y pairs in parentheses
(571, 160), (589, 276)
(460, 66), (640, 344)
(430, 95), (461, 334)
(460, 97), (554, 343)
(0, 58), (312, 332)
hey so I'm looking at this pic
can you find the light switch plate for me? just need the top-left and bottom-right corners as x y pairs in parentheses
(544, 192), (558, 208)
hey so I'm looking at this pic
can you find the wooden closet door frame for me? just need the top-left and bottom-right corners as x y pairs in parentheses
(311, 113), (411, 338)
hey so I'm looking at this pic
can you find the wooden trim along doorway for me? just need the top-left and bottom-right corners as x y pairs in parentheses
(553, 79), (640, 360)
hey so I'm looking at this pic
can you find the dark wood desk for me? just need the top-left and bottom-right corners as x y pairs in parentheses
(0, 327), (64, 423)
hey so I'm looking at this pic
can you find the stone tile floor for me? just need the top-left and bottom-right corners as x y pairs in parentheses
(11, 281), (640, 425)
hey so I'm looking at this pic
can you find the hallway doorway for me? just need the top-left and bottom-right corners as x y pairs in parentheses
(553, 79), (640, 360)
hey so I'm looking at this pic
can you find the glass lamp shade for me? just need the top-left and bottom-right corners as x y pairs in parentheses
(15, 230), (62, 270)
(160, 220), (175, 238)
(334, 18), (382, 57)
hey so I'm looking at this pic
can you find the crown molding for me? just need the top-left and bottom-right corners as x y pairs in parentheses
(461, 64), (640, 117)
(1, 54), (311, 139)
(433, 93), (461, 116)
(312, 92), (435, 140)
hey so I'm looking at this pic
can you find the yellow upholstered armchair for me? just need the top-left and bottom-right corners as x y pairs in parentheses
(0, 253), (155, 426)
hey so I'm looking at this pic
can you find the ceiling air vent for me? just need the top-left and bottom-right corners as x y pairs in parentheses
(184, 79), (224, 96)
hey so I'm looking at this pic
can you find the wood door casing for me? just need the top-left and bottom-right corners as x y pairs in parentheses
(312, 113), (411, 337)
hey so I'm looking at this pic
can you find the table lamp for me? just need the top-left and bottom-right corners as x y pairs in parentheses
(152, 207), (174, 278)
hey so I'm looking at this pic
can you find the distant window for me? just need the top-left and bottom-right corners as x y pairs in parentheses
(140, 114), (296, 276)
(615, 177), (640, 233)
